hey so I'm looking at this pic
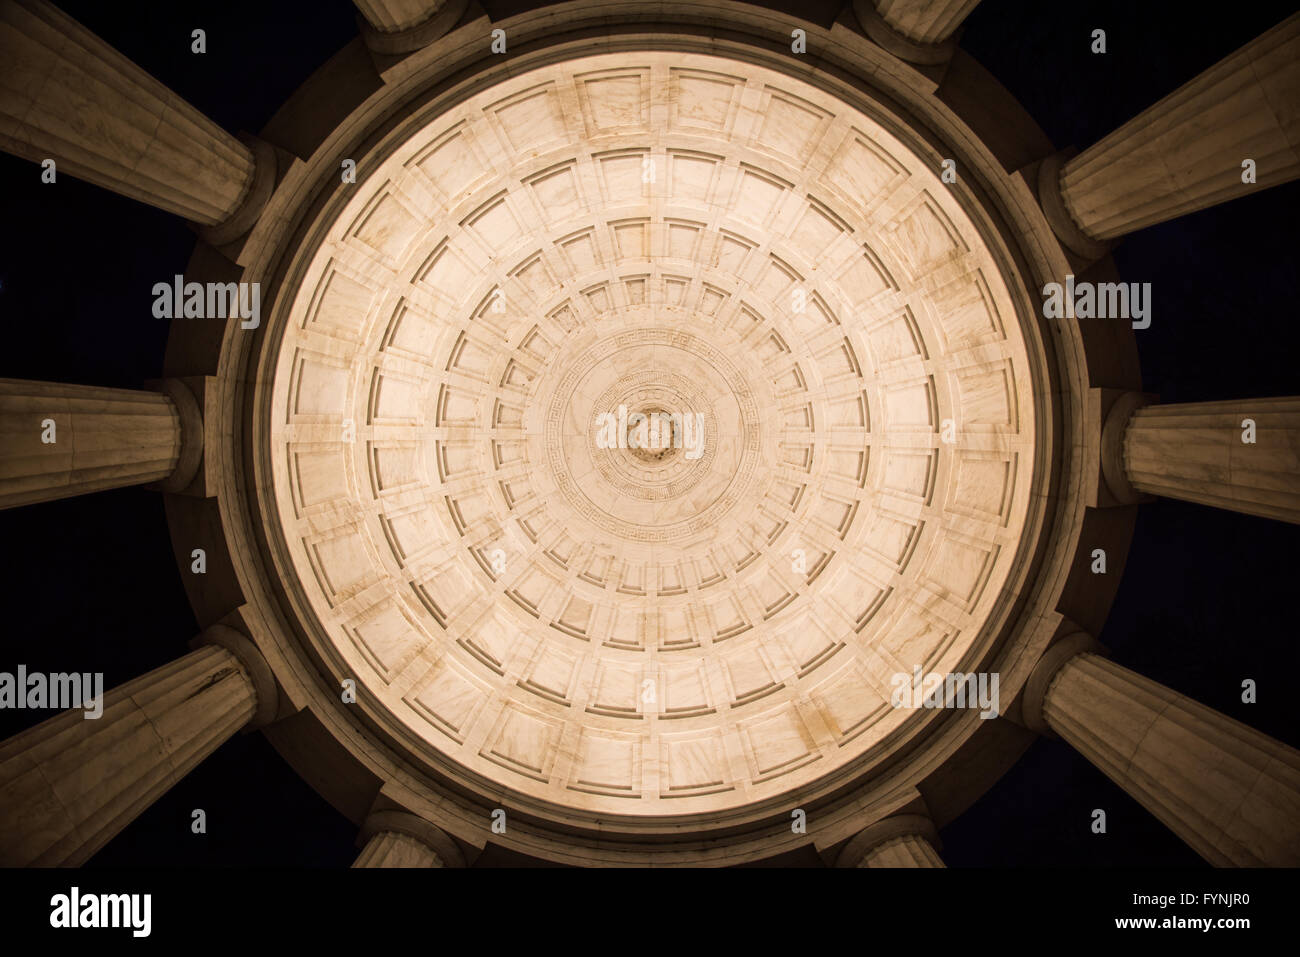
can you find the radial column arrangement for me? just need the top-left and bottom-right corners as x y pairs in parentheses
(1052, 12), (1300, 245)
(1022, 633), (1300, 867)
(0, 0), (260, 226)
(1102, 394), (1300, 523)
(837, 814), (946, 867)
(0, 625), (278, 866)
(0, 378), (202, 509)
(352, 809), (464, 868)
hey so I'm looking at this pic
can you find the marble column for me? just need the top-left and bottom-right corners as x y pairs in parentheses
(1023, 633), (1300, 867)
(836, 813), (945, 867)
(851, 0), (975, 64)
(0, 378), (202, 509)
(872, 0), (982, 45)
(0, 626), (278, 867)
(353, 809), (464, 868)
(1055, 13), (1300, 243)
(352, 0), (452, 32)
(353, 0), (468, 55)
(1101, 394), (1300, 523)
(0, 0), (258, 226)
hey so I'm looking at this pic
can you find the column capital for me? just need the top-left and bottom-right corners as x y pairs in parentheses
(145, 378), (204, 494)
(1020, 630), (1106, 737)
(358, 808), (465, 867)
(190, 624), (280, 729)
(851, 0), (958, 65)
(1100, 391), (1156, 504)
(1036, 150), (1113, 262)
(836, 813), (941, 867)
(358, 0), (470, 56)
(196, 133), (280, 250)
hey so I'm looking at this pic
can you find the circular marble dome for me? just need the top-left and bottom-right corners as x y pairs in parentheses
(266, 50), (1035, 817)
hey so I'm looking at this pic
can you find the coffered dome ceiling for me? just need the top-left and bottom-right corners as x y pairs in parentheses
(6, 0), (1293, 875)
(265, 50), (1035, 817)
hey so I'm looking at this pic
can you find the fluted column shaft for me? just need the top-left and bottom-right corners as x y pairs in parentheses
(837, 813), (945, 867)
(0, 378), (202, 509)
(859, 834), (946, 867)
(353, 808), (464, 867)
(0, 645), (257, 866)
(353, 830), (445, 867)
(1059, 13), (1300, 241)
(0, 0), (254, 225)
(873, 0), (981, 45)
(1043, 652), (1300, 866)
(352, 0), (451, 33)
(1115, 396), (1300, 523)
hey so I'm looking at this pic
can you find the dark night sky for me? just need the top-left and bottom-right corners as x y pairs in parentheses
(0, 0), (1295, 867)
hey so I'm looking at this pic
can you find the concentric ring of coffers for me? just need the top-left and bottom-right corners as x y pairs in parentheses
(269, 51), (1035, 815)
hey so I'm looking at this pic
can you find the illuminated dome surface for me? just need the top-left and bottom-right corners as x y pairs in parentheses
(267, 51), (1035, 816)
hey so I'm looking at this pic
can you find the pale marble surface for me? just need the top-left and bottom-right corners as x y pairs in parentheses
(267, 51), (1036, 817)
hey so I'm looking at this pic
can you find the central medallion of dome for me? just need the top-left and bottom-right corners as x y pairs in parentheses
(547, 325), (758, 542)
(266, 50), (1036, 817)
